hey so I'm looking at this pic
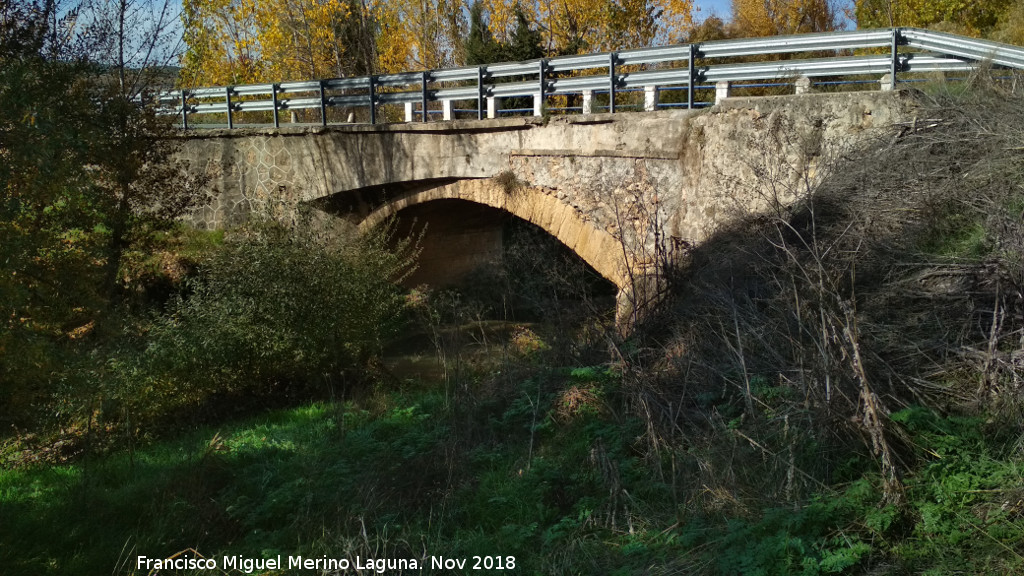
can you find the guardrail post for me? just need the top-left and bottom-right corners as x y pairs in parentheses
(582, 90), (593, 114)
(715, 81), (730, 104)
(368, 75), (377, 125)
(487, 96), (500, 119)
(272, 83), (280, 128)
(535, 59), (547, 117)
(421, 70), (429, 122)
(794, 76), (812, 95)
(442, 99), (453, 121)
(180, 90), (189, 129)
(644, 86), (659, 111)
(318, 80), (328, 126)
(225, 86), (234, 129)
(608, 52), (617, 113)
(477, 66), (486, 120)
(890, 27), (901, 90)
(687, 44), (696, 109)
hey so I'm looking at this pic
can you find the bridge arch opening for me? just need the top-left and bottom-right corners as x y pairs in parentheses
(379, 198), (618, 323)
(358, 178), (628, 286)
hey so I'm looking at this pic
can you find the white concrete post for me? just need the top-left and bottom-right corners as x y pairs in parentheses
(487, 96), (500, 119)
(879, 73), (894, 91)
(533, 92), (543, 116)
(404, 102), (414, 122)
(715, 81), (731, 104)
(582, 90), (594, 114)
(644, 86), (659, 112)
(442, 99), (453, 121)
(794, 76), (812, 95)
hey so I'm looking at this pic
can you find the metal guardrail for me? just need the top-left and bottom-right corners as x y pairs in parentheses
(158, 27), (1024, 129)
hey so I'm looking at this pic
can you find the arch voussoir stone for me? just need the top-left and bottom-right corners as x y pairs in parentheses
(358, 178), (627, 289)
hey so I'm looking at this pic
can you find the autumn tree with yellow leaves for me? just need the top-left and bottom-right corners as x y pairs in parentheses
(174, 0), (1024, 90)
(180, 0), (261, 86)
(480, 0), (694, 55)
(178, 0), (700, 87)
(180, 0), (388, 86)
(729, 0), (838, 38)
(253, 0), (353, 80)
(179, 0), (701, 86)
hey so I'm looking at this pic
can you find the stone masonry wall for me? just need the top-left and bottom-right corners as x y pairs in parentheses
(177, 90), (916, 294)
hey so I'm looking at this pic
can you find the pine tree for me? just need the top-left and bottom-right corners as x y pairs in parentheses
(465, 0), (502, 65)
(502, 4), (543, 61)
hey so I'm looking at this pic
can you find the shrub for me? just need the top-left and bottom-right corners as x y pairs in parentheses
(126, 222), (417, 418)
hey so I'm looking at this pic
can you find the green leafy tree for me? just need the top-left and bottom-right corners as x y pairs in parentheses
(465, 0), (502, 65)
(465, 2), (543, 65)
(0, 0), (205, 429)
(502, 3), (543, 61)
(1, 1), (108, 425)
(854, 0), (1014, 37)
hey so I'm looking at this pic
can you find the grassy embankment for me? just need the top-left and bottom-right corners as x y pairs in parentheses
(3, 79), (1024, 575)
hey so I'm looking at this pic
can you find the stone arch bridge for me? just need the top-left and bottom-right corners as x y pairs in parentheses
(177, 91), (914, 321)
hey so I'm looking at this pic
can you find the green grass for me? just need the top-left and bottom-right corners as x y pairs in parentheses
(917, 211), (991, 259)
(3, 377), (1023, 575)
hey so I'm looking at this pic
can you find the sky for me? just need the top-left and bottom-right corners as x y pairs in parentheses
(694, 0), (732, 20)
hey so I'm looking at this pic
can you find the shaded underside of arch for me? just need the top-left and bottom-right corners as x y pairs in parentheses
(358, 178), (626, 288)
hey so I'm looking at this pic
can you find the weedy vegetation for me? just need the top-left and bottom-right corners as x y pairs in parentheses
(3, 4), (1024, 571)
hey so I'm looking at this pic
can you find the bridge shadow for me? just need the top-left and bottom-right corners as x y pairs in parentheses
(385, 198), (617, 317)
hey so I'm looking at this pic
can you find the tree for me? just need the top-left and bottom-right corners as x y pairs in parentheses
(854, 0), (1014, 37)
(465, 1), (502, 64)
(655, 0), (697, 44)
(1, 0), (102, 425)
(78, 0), (183, 95)
(465, 1), (543, 65)
(1, 0), (205, 428)
(371, 0), (413, 72)
(730, 0), (838, 38)
(180, 0), (354, 86)
(178, 0), (698, 87)
(178, 0), (445, 83)
(687, 15), (729, 42)
(537, 0), (613, 54)
(535, 0), (684, 55)
(503, 3), (544, 60)
(473, 0), (691, 58)
(252, 0), (352, 80)
(74, 0), (207, 299)
(179, 0), (262, 86)
(396, 0), (464, 69)
(993, 2), (1024, 45)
